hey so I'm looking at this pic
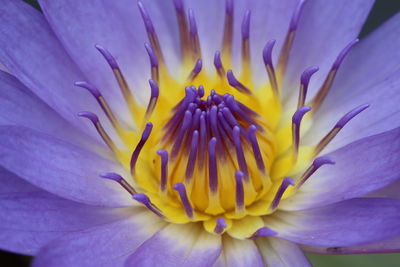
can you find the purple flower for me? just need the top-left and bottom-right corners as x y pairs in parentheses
(0, 0), (399, 266)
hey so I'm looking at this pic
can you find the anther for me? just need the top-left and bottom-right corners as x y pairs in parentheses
(214, 217), (227, 234)
(133, 193), (164, 218)
(249, 227), (277, 239)
(233, 126), (249, 179)
(314, 104), (369, 155)
(156, 150), (168, 193)
(235, 171), (245, 213)
(173, 0), (190, 58)
(130, 122), (153, 175)
(78, 111), (118, 153)
(144, 43), (159, 83)
(241, 10), (251, 78)
(297, 157), (335, 188)
(263, 40), (279, 96)
(186, 131), (199, 183)
(292, 106), (312, 159)
(173, 183), (194, 219)
(171, 111), (192, 159)
(270, 177), (294, 210)
(188, 59), (202, 81)
(100, 172), (136, 195)
(208, 138), (219, 194)
(222, 0), (234, 58)
(188, 9), (201, 59)
(214, 51), (225, 76)
(248, 125), (266, 174)
(227, 70), (252, 95)
(297, 66), (319, 109)
(145, 80), (159, 119)
(310, 39), (359, 112)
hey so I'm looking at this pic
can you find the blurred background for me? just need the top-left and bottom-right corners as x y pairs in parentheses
(1, 0), (399, 266)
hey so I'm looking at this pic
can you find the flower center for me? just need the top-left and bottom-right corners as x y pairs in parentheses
(77, 0), (368, 238)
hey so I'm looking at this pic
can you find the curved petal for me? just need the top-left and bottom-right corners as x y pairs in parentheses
(0, 125), (131, 207)
(302, 235), (400, 254)
(124, 223), (221, 267)
(304, 14), (400, 152)
(255, 237), (311, 267)
(0, 167), (130, 255)
(38, 0), (180, 117)
(32, 209), (165, 267)
(282, 0), (374, 103)
(268, 198), (400, 248)
(366, 179), (400, 199)
(281, 127), (400, 211)
(213, 236), (264, 267)
(0, 0), (105, 136)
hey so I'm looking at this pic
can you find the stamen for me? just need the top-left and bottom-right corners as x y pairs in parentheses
(222, 0), (234, 58)
(270, 177), (294, 210)
(138, 1), (164, 62)
(133, 193), (164, 218)
(227, 69), (252, 95)
(208, 137), (219, 194)
(297, 66), (319, 109)
(144, 43), (159, 83)
(157, 150), (168, 193)
(235, 171), (245, 213)
(296, 157), (335, 188)
(249, 226), (277, 239)
(233, 126), (249, 179)
(188, 59), (203, 81)
(314, 104), (369, 155)
(186, 130), (199, 183)
(173, 0), (190, 58)
(214, 217), (227, 234)
(214, 50), (225, 76)
(78, 111), (117, 153)
(276, 0), (306, 79)
(248, 125), (266, 174)
(310, 39), (359, 112)
(171, 111), (192, 159)
(100, 172), (136, 195)
(75, 81), (123, 133)
(188, 9), (201, 59)
(130, 122), (153, 175)
(241, 10), (251, 78)
(173, 183), (194, 219)
(292, 106), (312, 159)
(263, 40), (278, 96)
(145, 79), (159, 119)
(95, 45), (139, 120)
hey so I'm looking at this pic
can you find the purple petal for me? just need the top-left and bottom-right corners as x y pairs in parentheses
(304, 14), (400, 152)
(124, 223), (221, 267)
(0, 1), (105, 137)
(256, 237), (311, 266)
(269, 198), (400, 247)
(213, 236), (264, 267)
(281, 127), (400, 211)
(0, 167), (129, 255)
(282, 0), (374, 103)
(32, 209), (165, 266)
(366, 179), (400, 200)
(0, 126), (131, 207)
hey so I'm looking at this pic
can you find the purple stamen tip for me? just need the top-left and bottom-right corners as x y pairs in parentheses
(173, 182), (194, 218)
(78, 111), (99, 124)
(214, 217), (227, 234)
(214, 51), (223, 69)
(138, 1), (155, 33)
(271, 177), (294, 210)
(100, 172), (123, 183)
(173, 0), (184, 12)
(225, 0), (233, 14)
(301, 66), (319, 87)
(132, 193), (149, 204)
(335, 104), (369, 129)
(249, 227), (278, 239)
(235, 170), (245, 208)
(192, 59), (203, 74)
(142, 122), (153, 140)
(292, 106), (311, 126)
(74, 81), (102, 98)
(149, 79), (159, 98)
(188, 9), (198, 36)
(263, 40), (276, 66)
(208, 137), (218, 193)
(333, 39), (359, 69)
(241, 10), (251, 40)
(95, 44), (119, 69)
(289, 0), (306, 31)
(227, 69), (240, 86)
(198, 85), (205, 97)
(313, 157), (335, 168)
(144, 43), (158, 67)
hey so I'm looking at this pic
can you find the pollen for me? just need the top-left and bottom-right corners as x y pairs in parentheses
(78, 0), (368, 239)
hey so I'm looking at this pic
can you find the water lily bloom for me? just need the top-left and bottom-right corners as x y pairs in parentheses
(1, 0), (400, 266)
